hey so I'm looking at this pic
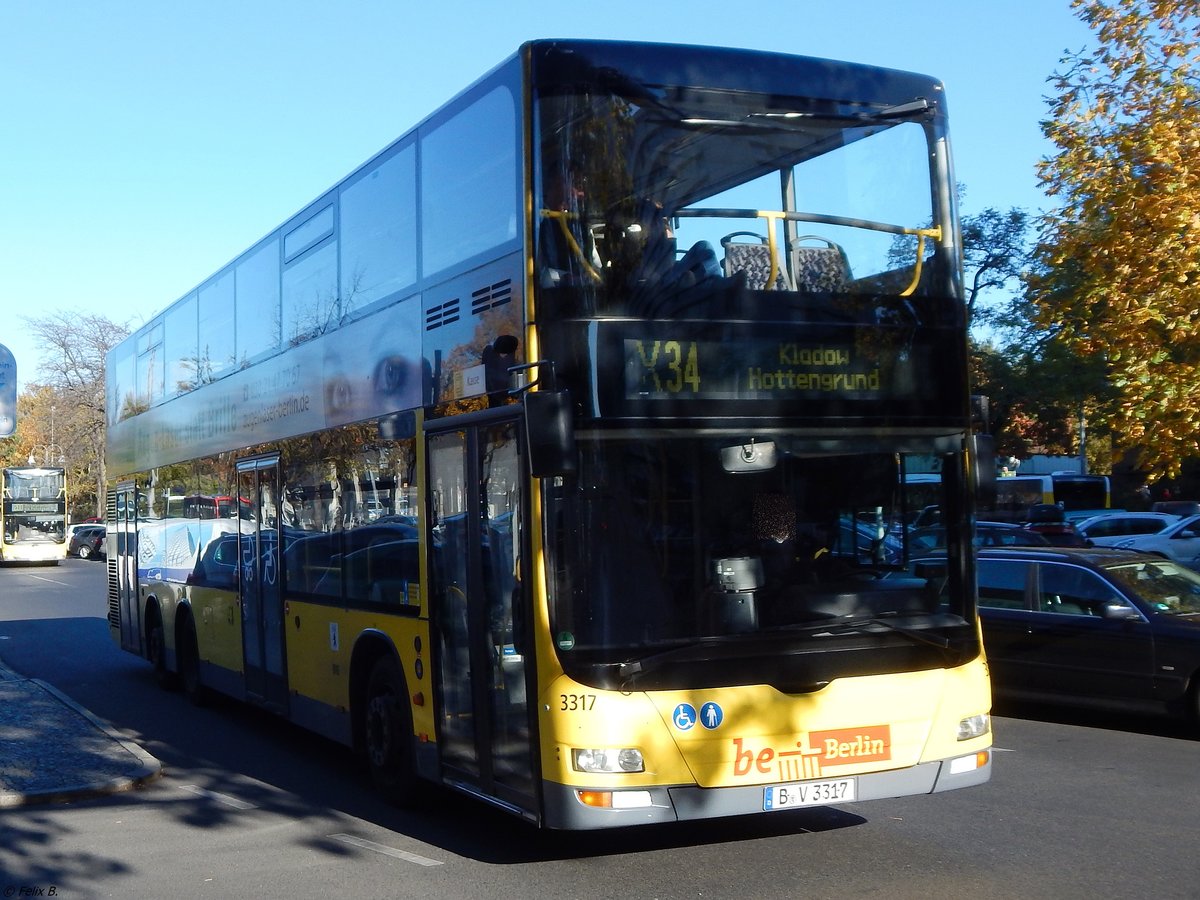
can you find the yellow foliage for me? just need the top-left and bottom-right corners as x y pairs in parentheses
(1032, 0), (1200, 478)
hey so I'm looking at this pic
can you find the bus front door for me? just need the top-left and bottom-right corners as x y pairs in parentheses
(237, 456), (289, 712)
(427, 413), (538, 820)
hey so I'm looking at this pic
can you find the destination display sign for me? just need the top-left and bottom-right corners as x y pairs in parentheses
(7, 502), (59, 515)
(565, 320), (963, 422)
(623, 336), (885, 401)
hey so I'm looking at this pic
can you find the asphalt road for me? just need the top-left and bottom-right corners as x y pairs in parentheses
(1, 558), (1198, 900)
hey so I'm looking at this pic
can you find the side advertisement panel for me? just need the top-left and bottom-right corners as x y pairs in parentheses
(107, 299), (423, 473)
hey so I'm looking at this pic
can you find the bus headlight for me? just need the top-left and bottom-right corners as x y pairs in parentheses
(572, 748), (645, 773)
(957, 713), (990, 740)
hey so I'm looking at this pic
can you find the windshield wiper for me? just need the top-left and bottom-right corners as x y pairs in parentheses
(614, 636), (747, 688)
(877, 98), (933, 119)
(684, 97), (935, 132)
(808, 615), (951, 649)
(613, 614), (953, 688)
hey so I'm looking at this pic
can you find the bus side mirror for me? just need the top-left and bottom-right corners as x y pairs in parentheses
(524, 390), (577, 478)
(970, 433), (997, 508)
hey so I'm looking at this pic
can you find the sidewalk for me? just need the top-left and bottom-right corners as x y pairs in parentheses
(0, 662), (162, 808)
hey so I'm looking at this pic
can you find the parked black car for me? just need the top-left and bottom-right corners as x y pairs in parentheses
(1021, 503), (1089, 547)
(904, 522), (1051, 554)
(943, 547), (1200, 722)
(68, 525), (106, 560)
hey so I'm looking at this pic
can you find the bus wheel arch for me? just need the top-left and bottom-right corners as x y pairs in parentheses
(353, 638), (419, 805)
(175, 605), (210, 706)
(1187, 669), (1200, 729)
(145, 599), (178, 690)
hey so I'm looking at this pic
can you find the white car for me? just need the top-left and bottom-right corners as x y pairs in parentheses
(1110, 514), (1200, 568)
(64, 521), (102, 543)
(1075, 511), (1180, 546)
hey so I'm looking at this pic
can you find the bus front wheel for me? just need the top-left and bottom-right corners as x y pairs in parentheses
(364, 655), (419, 806)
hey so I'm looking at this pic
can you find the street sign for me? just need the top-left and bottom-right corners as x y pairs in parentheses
(0, 342), (16, 437)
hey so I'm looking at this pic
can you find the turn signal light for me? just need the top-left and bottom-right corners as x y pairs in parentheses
(575, 790), (653, 809)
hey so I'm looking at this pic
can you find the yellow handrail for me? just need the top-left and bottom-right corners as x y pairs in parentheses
(540, 210), (602, 283)
(899, 225), (942, 297)
(756, 210), (788, 290)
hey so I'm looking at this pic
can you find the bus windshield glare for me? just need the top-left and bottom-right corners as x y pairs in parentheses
(536, 79), (956, 317)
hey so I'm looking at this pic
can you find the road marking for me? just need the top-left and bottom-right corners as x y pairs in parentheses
(329, 833), (443, 867)
(180, 784), (258, 809)
(26, 573), (72, 587)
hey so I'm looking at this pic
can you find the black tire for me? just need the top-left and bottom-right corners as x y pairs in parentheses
(178, 614), (211, 706)
(77, 544), (92, 560)
(148, 613), (179, 690)
(363, 655), (419, 806)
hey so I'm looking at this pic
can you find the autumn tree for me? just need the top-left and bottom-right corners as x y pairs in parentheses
(954, 205), (1094, 461)
(20, 312), (129, 517)
(1032, 0), (1200, 479)
(961, 206), (1034, 329)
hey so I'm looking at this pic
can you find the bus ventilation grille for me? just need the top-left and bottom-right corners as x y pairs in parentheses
(105, 491), (119, 628)
(425, 298), (461, 331)
(107, 565), (120, 628)
(471, 279), (513, 315)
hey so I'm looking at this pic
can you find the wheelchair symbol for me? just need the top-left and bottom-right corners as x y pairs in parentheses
(673, 703), (697, 731)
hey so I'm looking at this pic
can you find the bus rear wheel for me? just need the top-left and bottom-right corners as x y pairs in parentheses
(148, 614), (178, 690)
(364, 655), (419, 806)
(178, 615), (211, 707)
(1189, 677), (1200, 732)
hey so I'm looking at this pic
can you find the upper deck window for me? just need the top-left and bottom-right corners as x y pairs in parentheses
(284, 205), (334, 262)
(282, 238), (338, 345)
(163, 293), (197, 395)
(421, 86), (519, 277)
(135, 319), (165, 408)
(107, 339), (136, 422)
(340, 145), (417, 317)
(198, 271), (236, 381)
(235, 238), (281, 365)
(534, 79), (955, 318)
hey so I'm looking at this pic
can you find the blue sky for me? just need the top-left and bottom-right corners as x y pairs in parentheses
(0, 0), (1095, 390)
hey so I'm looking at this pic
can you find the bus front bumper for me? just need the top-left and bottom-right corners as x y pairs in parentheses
(541, 751), (991, 830)
(1, 543), (66, 562)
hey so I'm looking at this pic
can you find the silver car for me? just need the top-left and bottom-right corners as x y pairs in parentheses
(1109, 514), (1200, 568)
(1075, 512), (1180, 546)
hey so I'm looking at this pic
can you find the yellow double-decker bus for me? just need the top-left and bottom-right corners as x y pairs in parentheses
(105, 40), (991, 829)
(2, 465), (68, 564)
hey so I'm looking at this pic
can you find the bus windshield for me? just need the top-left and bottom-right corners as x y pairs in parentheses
(2, 467), (67, 544)
(536, 77), (954, 319)
(545, 437), (974, 690)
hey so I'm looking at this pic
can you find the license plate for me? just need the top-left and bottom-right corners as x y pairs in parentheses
(763, 778), (856, 810)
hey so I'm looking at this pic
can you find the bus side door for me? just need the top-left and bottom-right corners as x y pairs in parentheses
(111, 483), (141, 654)
(237, 456), (289, 712)
(426, 411), (538, 820)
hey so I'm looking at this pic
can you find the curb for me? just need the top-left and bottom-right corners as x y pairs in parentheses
(0, 662), (163, 808)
